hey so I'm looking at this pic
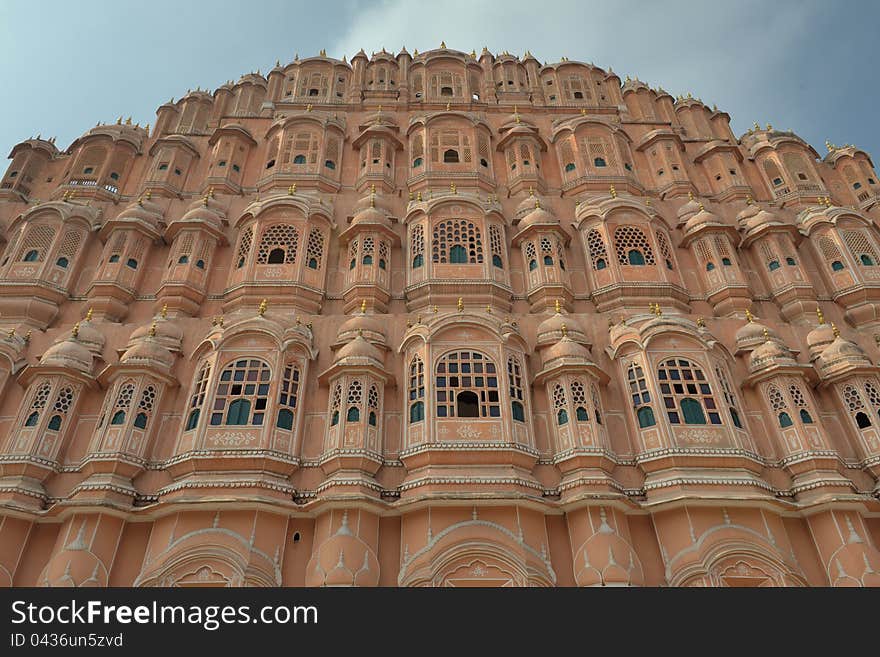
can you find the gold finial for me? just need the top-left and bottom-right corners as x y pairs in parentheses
(698, 202), (705, 211)
(417, 191), (422, 202)
(288, 185), (296, 195)
(609, 184), (617, 198)
(762, 327), (770, 340)
(688, 191), (694, 201)
(7, 328), (14, 338)
(24, 330), (31, 343)
(514, 105), (520, 123)
(361, 299), (367, 314)
(816, 307), (825, 325)
(357, 328), (364, 337)
(561, 323), (568, 337)
(825, 140), (834, 153)
(450, 182), (456, 194)
(433, 305), (439, 313)
(446, 102), (451, 111)
(149, 321), (157, 337)
(697, 316), (705, 327)
(440, 41), (446, 48)
(258, 298), (268, 316)
(370, 191), (375, 208)
(745, 308), (754, 322)
(535, 197), (540, 209)
(306, 103), (312, 111)
(320, 48), (327, 56)
(486, 305), (492, 313)
(409, 190), (414, 202)
(555, 299), (561, 314)
(831, 322), (840, 338)
(746, 195), (753, 205)
(161, 303), (168, 319)
(753, 122), (760, 131)
(85, 308), (93, 321)
(72, 322), (80, 338)
(457, 297), (464, 312)
(203, 195), (209, 207)
(766, 123), (772, 131)
(654, 304), (662, 317)
(528, 186), (534, 197)
(146, 190), (153, 200)
(580, 108), (586, 115)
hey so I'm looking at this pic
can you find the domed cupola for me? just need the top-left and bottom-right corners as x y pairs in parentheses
(334, 332), (385, 367)
(72, 308), (107, 357)
(332, 302), (387, 350)
(536, 303), (590, 349)
(676, 191), (703, 227)
(682, 201), (723, 237)
(123, 305), (183, 355)
(806, 308), (837, 361)
(748, 330), (796, 374)
(349, 187), (394, 228)
(119, 321), (175, 373)
(173, 187), (226, 233)
(516, 196), (559, 231)
(735, 309), (778, 354)
(815, 324), (872, 376)
(39, 324), (96, 375)
(542, 331), (592, 369)
(103, 191), (165, 237)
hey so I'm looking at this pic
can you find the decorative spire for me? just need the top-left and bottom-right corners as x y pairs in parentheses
(485, 305), (492, 314)
(832, 322), (840, 338)
(72, 322), (80, 338)
(555, 298), (561, 314)
(361, 299), (367, 314)
(440, 40), (446, 48)
(258, 298), (268, 316)
(85, 308), (93, 321)
(696, 317), (705, 327)
(161, 303), (168, 319)
(816, 307), (825, 325)
(446, 101), (450, 111)
(609, 184), (617, 198)
(450, 182), (456, 194)
(561, 323), (568, 337)
(745, 308), (754, 323)
(149, 321), (157, 338)
(457, 297), (464, 312)
(762, 327), (770, 341)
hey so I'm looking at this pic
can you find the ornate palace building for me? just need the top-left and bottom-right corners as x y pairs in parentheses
(0, 45), (879, 587)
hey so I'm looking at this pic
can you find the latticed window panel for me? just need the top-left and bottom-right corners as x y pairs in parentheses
(235, 226), (253, 267)
(210, 359), (271, 427)
(842, 229), (879, 264)
(552, 384), (567, 411)
(656, 231), (675, 269)
(627, 363), (651, 407)
(844, 385), (865, 411)
(368, 385), (379, 410)
(347, 380), (363, 405)
(817, 234), (843, 263)
(177, 233), (195, 263)
(714, 365), (739, 409)
(363, 236), (375, 257)
(57, 230), (84, 261)
(614, 226), (655, 265)
(430, 129), (471, 163)
(30, 382), (52, 410)
(432, 219), (484, 264)
(507, 356), (524, 404)
(306, 227), (325, 269)
(138, 385), (157, 413)
(714, 236), (732, 258)
(586, 229), (608, 269)
(409, 357), (425, 401)
(52, 387), (75, 414)
(768, 385), (788, 412)
(865, 380), (880, 409)
(331, 384), (342, 412)
(114, 382), (135, 411)
(657, 358), (720, 425)
(562, 75), (593, 103)
(257, 224), (300, 264)
(788, 384), (808, 408)
(278, 363), (301, 411)
(759, 241), (779, 266)
(695, 238), (713, 265)
(571, 380), (587, 406)
(591, 385), (603, 421)
(585, 137), (617, 168)
(490, 225), (504, 266)
(17, 225), (54, 261)
(435, 351), (500, 418)
(411, 225), (424, 261)
(540, 236), (553, 254)
(429, 71), (464, 98)
(782, 152), (813, 181)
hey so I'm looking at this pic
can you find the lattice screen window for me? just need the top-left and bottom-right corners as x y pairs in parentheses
(430, 129), (471, 164)
(47, 386), (75, 432)
(759, 241), (781, 270)
(76, 146), (106, 175)
(656, 231), (675, 270)
(378, 241), (389, 269)
(134, 384), (157, 429)
(411, 224), (425, 268)
(324, 137), (340, 170)
(553, 383), (568, 425)
(412, 73), (423, 97)
(411, 134), (424, 167)
(306, 227), (324, 269)
(843, 165), (859, 187)
(409, 356), (425, 423)
(435, 351), (500, 418)
(714, 364), (743, 428)
(627, 361), (655, 428)
(562, 75), (592, 103)
(864, 380), (880, 412)
(432, 219), (483, 264)
(110, 382), (136, 425)
(714, 236), (732, 264)
(842, 229), (879, 265)
(298, 71), (329, 98)
(817, 234), (843, 266)
(844, 385), (866, 412)
(571, 380), (589, 422)
(257, 224), (300, 264)
(184, 364), (211, 431)
(586, 228), (609, 270)
(196, 239), (211, 269)
(429, 71), (463, 98)
(175, 233), (194, 266)
(585, 137), (617, 168)
(787, 382), (815, 424)
(18, 225), (54, 261)
(329, 383), (342, 426)
(176, 103), (198, 133)
(478, 134), (490, 168)
(23, 381), (52, 427)
(275, 363), (301, 430)
(614, 226), (655, 265)
(346, 380), (363, 422)
(288, 131), (319, 166)
(695, 238), (713, 267)
(764, 159), (785, 186)
(782, 152), (813, 181)
(560, 138), (577, 174)
(860, 160), (876, 182)
(525, 241), (537, 271)
(55, 230), (84, 268)
(507, 356), (525, 422)
(591, 384), (604, 424)
(657, 358), (720, 425)
(489, 224), (504, 268)
(768, 385), (787, 411)
(235, 226), (253, 268)
(210, 358), (272, 427)
(368, 384), (379, 426)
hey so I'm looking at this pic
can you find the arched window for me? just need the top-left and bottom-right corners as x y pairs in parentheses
(778, 411), (793, 428)
(443, 149), (459, 163)
(433, 219), (483, 264)
(196, 259), (205, 269)
(22, 383), (47, 428)
(409, 356), (425, 423)
(134, 412), (148, 429)
(722, 257), (732, 266)
(268, 248), (285, 264)
(594, 157), (607, 167)
(564, 162), (576, 172)
(596, 258), (606, 270)
(715, 364), (744, 430)
(507, 356), (525, 422)
(768, 260), (780, 271)
(210, 359), (271, 426)
(799, 408), (813, 424)
(543, 255), (554, 266)
(126, 258), (138, 269)
(832, 261), (845, 271)
(293, 154), (306, 164)
(23, 250), (38, 262)
(856, 411), (872, 429)
(557, 409), (569, 425)
(185, 409), (200, 430)
(178, 255), (189, 264)
(346, 380), (363, 422)
(435, 351), (500, 418)
(861, 254), (875, 266)
(185, 364), (210, 432)
(363, 254), (373, 265)
(330, 383), (341, 427)
(576, 407), (589, 422)
(277, 408), (293, 430)
(591, 385), (603, 425)
(276, 363), (300, 430)
(786, 257), (797, 266)
(658, 358), (721, 425)
(412, 253), (424, 268)
(628, 249), (646, 265)
(637, 406), (656, 428)
(706, 262), (715, 271)
(324, 160), (336, 170)
(368, 384), (379, 427)
(111, 410), (126, 425)
(450, 245), (467, 263)
(413, 157), (423, 167)
(257, 224), (299, 265)
(109, 254), (120, 263)
(47, 415), (62, 431)
(56, 257), (69, 268)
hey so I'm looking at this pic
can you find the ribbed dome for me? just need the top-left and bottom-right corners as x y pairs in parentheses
(128, 315), (183, 351)
(735, 317), (776, 352)
(336, 335), (383, 363)
(336, 312), (386, 348)
(115, 195), (164, 228)
(351, 205), (391, 228)
(736, 202), (760, 225)
(817, 335), (870, 367)
(352, 189), (393, 216)
(73, 316), (105, 355)
(543, 336), (590, 364)
(806, 322), (837, 360)
(514, 193), (549, 222)
(537, 312), (588, 348)
(518, 204), (558, 229)
(677, 195), (703, 224)
(748, 338), (793, 372)
(683, 206), (721, 233)
(40, 337), (93, 373)
(120, 336), (175, 371)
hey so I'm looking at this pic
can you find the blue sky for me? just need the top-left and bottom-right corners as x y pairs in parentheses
(1, 0), (877, 160)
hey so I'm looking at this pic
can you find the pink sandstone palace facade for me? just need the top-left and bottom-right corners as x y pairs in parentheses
(0, 45), (879, 587)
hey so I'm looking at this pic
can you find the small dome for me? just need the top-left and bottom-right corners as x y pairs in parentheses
(683, 205), (721, 234)
(40, 337), (93, 373)
(128, 314), (183, 352)
(73, 315), (105, 355)
(120, 335), (175, 371)
(514, 193), (548, 222)
(543, 336), (590, 365)
(336, 312), (386, 348)
(736, 202), (760, 225)
(336, 334), (383, 364)
(351, 205), (391, 228)
(115, 193), (164, 227)
(748, 337), (793, 372)
(735, 318), (776, 353)
(537, 312), (588, 348)
(352, 189), (393, 216)
(817, 335), (870, 370)
(739, 205), (779, 234)
(806, 322), (836, 360)
(518, 204), (558, 229)
(677, 194), (703, 224)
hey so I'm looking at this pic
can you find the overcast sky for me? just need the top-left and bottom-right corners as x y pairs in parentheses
(1, 0), (877, 160)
